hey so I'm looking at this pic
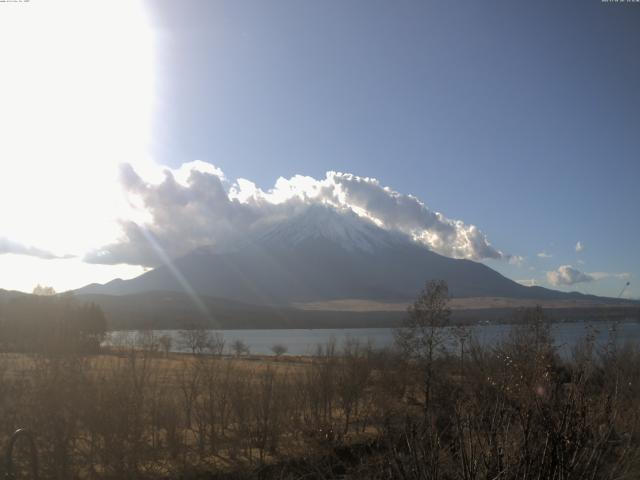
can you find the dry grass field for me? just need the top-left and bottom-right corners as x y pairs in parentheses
(0, 325), (639, 479)
(2, 301), (640, 479)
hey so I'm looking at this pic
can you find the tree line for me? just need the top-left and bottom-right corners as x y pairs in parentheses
(0, 294), (107, 353)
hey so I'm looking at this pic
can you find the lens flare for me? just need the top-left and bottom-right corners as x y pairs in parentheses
(0, 0), (155, 290)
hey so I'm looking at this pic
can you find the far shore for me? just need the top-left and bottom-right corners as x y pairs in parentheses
(293, 296), (639, 312)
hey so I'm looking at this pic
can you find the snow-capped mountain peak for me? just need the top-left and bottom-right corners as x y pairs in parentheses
(255, 204), (409, 253)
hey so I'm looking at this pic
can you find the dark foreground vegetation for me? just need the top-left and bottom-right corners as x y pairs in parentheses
(0, 284), (640, 479)
(0, 294), (106, 353)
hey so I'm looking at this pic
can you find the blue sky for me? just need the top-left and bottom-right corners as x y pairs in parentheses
(0, 0), (638, 297)
(145, 0), (640, 297)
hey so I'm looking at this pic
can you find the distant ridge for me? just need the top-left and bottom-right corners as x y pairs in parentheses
(0, 288), (29, 300)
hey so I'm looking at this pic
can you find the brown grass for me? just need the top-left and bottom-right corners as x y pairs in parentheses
(1, 323), (640, 480)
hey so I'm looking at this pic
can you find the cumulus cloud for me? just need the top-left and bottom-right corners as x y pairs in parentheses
(86, 161), (511, 267)
(0, 237), (71, 260)
(537, 251), (552, 259)
(575, 241), (584, 252)
(546, 265), (594, 286)
(546, 265), (631, 287)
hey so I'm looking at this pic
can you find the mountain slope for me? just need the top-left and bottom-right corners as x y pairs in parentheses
(76, 205), (609, 305)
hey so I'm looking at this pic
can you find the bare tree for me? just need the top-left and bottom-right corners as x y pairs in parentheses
(231, 339), (250, 357)
(271, 343), (288, 359)
(179, 328), (211, 355)
(337, 339), (373, 434)
(395, 279), (451, 411)
(136, 330), (159, 354)
(206, 331), (225, 356)
(32, 284), (56, 296)
(158, 334), (172, 357)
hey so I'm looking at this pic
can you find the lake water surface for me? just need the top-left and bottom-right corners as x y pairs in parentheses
(107, 320), (640, 356)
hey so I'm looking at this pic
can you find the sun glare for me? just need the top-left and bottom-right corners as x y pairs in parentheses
(0, 0), (153, 289)
(0, 0), (154, 254)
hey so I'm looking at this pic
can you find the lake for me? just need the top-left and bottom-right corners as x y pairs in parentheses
(106, 319), (640, 356)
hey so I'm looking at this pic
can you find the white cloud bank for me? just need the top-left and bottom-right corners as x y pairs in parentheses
(547, 265), (594, 286)
(546, 265), (631, 287)
(86, 161), (511, 267)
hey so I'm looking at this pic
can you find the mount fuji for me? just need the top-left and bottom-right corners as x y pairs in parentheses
(76, 205), (599, 305)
